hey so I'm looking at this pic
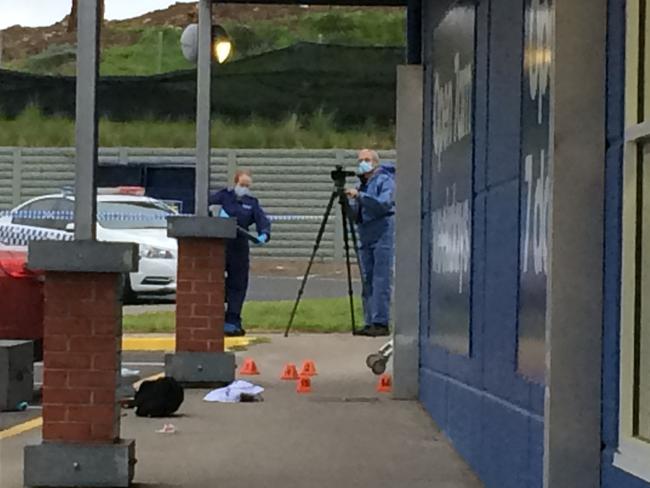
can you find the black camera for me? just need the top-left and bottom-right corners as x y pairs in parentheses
(330, 165), (356, 189)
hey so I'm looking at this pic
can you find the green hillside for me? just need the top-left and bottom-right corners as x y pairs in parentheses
(10, 10), (406, 76)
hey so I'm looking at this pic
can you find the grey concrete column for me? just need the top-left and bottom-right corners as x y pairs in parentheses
(12, 148), (21, 206)
(393, 65), (423, 399)
(195, 0), (213, 217)
(73, 0), (101, 240)
(544, 0), (606, 486)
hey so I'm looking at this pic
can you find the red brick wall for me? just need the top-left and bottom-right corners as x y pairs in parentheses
(175, 238), (225, 353)
(41, 272), (122, 443)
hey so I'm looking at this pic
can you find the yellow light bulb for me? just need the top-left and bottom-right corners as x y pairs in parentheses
(214, 41), (232, 64)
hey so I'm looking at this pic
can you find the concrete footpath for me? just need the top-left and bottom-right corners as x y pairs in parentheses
(0, 334), (482, 488)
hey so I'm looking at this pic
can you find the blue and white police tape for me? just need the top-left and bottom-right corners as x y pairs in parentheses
(0, 210), (325, 222)
(0, 225), (74, 247)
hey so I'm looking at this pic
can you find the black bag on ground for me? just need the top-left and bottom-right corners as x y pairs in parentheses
(134, 377), (184, 417)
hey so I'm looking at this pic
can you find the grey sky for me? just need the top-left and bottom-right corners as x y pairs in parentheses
(0, 1), (195, 29)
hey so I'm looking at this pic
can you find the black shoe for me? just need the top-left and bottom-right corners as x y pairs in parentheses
(225, 328), (246, 337)
(369, 324), (390, 337)
(356, 325), (390, 337)
(356, 325), (374, 337)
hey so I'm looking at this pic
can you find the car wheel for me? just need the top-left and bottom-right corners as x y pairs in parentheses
(121, 273), (137, 305)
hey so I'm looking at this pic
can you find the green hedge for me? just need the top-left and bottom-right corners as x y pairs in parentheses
(0, 43), (404, 127)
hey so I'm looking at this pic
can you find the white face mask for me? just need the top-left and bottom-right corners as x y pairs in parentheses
(357, 160), (373, 175)
(234, 185), (251, 198)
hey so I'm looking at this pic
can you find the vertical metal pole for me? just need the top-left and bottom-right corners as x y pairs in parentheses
(74, 0), (101, 240)
(406, 0), (422, 64)
(12, 148), (22, 207)
(195, 0), (213, 217)
(0, 30), (4, 68)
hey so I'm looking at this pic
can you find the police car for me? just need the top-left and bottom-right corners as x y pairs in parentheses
(0, 187), (178, 301)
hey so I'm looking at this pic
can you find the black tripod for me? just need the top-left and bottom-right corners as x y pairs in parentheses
(284, 165), (362, 337)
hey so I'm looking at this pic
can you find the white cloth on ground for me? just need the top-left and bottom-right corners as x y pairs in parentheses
(203, 380), (264, 403)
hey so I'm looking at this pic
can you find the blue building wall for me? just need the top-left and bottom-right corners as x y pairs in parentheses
(419, 0), (544, 487)
(601, 0), (650, 487)
(419, 0), (650, 487)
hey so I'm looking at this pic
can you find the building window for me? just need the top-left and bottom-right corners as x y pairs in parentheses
(427, 3), (476, 356)
(615, 0), (650, 481)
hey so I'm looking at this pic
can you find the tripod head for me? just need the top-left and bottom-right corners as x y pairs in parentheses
(330, 165), (356, 192)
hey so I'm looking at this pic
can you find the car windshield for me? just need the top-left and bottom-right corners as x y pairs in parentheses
(97, 201), (175, 229)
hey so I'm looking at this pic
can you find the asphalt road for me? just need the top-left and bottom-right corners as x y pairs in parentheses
(126, 275), (362, 314)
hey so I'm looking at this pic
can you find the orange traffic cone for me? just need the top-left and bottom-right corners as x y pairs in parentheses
(281, 363), (300, 380)
(377, 374), (392, 393)
(300, 360), (318, 377)
(239, 358), (260, 375)
(296, 376), (312, 394)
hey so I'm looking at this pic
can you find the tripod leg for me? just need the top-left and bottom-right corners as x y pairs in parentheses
(284, 190), (337, 337)
(342, 198), (366, 312)
(340, 201), (357, 335)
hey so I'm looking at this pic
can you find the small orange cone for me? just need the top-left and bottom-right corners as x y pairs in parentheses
(239, 358), (260, 375)
(296, 376), (312, 394)
(281, 363), (300, 380)
(377, 374), (392, 393)
(300, 360), (318, 377)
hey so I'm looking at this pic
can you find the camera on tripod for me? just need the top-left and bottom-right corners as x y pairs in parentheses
(330, 165), (356, 189)
(285, 163), (363, 337)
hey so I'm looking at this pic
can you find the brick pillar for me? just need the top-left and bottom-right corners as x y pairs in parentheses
(41, 272), (121, 443)
(175, 238), (225, 353)
(24, 240), (137, 488)
(165, 216), (236, 386)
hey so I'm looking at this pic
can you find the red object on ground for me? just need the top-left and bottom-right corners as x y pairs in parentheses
(280, 363), (300, 380)
(0, 248), (44, 352)
(239, 357), (260, 375)
(300, 360), (318, 377)
(296, 376), (312, 394)
(376, 374), (392, 393)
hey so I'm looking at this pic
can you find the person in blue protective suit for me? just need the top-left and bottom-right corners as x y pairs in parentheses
(345, 149), (395, 337)
(208, 170), (271, 337)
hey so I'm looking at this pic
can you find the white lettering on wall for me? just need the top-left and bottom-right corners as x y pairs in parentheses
(433, 53), (473, 170)
(522, 149), (550, 275)
(525, 0), (552, 124)
(432, 184), (471, 293)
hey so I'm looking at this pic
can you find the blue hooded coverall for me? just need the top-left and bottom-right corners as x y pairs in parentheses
(351, 164), (396, 327)
(208, 188), (271, 330)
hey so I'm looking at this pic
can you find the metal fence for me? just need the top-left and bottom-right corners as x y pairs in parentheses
(0, 147), (396, 260)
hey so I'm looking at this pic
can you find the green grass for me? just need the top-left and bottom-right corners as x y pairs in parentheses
(12, 11), (406, 76)
(123, 297), (364, 334)
(0, 107), (394, 148)
(100, 27), (193, 76)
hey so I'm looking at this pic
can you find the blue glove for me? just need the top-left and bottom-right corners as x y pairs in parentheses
(257, 233), (268, 244)
(218, 208), (230, 218)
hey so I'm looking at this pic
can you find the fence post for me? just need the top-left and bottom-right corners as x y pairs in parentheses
(333, 149), (345, 260)
(12, 148), (22, 206)
(119, 147), (128, 165)
(227, 150), (237, 184)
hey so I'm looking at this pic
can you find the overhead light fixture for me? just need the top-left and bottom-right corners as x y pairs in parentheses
(180, 23), (234, 65)
(212, 25), (233, 64)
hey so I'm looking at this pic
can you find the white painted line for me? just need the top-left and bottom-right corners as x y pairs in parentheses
(122, 362), (165, 367)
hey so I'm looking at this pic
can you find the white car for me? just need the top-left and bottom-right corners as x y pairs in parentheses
(0, 187), (178, 301)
